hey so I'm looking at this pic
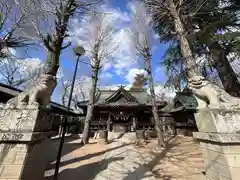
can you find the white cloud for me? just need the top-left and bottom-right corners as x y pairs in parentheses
(67, 3), (140, 80)
(17, 58), (42, 72)
(153, 33), (160, 40)
(115, 69), (124, 76)
(147, 85), (176, 102)
(111, 29), (138, 70)
(125, 68), (147, 84)
(102, 62), (112, 71)
(155, 66), (162, 74)
(99, 4), (131, 27)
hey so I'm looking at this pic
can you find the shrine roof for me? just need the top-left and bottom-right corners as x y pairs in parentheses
(77, 86), (167, 107)
(170, 88), (198, 112)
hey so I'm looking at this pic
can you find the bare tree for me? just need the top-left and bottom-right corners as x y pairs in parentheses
(0, 0), (32, 58)
(0, 57), (43, 88)
(130, 1), (165, 146)
(75, 12), (118, 144)
(16, 0), (102, 78)
(60, 78), (72, 106)
(60, 75), (90, 108)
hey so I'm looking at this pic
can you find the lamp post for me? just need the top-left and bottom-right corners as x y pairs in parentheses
(53, 46), (85, 180)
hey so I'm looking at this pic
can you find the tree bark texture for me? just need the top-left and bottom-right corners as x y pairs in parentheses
(210, 43), (240, 97)
(44, 0), (75, 76)
(144, 46), (165, 147)
(168, 0), (240, 97)
(168, 0), (198, 78)
(45, 50), (60, 76)
(82, 58), (100, 144)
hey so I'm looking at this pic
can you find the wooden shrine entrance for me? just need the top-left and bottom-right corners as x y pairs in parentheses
(109, 110), (134, 133)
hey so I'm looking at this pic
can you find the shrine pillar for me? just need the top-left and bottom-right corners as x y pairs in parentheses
(132, 115), (137, 132)
(107, 113), (112, 131)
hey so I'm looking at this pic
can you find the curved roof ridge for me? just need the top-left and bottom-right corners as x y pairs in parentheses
(104, 86), (138, 103)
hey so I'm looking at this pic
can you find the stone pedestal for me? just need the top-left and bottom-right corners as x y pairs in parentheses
(193, 132), (240, 180)
(193, 108), (240, 180)
(113, 124), (128, 133)
(194, 108), (240, 133)
(0, 107), (57, 180)
(98, 130), (108, 144)
(136, 130), (146, 140)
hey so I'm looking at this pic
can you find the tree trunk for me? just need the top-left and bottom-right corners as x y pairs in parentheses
(82, 61), (99, 144)
(210, 43), (240, 97)
(168, 0), (198, 78)
(144, 47), (165, 147)
(45, 50), (60, 76)
(44, 0), (75, 76)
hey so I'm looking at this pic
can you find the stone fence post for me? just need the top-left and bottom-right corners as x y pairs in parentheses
(193, 108), (240, 180)
(0, 106), (58, 180)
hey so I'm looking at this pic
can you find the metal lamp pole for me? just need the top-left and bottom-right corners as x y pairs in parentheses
(53, 46), (85, 180)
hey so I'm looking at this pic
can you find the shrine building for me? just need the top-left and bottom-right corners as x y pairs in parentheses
(77, 86), (168, 133)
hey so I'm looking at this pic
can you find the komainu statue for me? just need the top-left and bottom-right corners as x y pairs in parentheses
(188, 76), (240, 109)
(6, 74), (57, 108)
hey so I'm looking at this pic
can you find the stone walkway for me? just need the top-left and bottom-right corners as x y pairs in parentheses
(44, 134), (205, 180)
(93, 133), (156, 180)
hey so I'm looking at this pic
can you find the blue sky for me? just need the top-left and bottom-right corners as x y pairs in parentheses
(1, 0), (170, 103)
(52, 0), (169, 102)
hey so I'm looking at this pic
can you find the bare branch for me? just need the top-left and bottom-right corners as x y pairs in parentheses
(0, 57), (43, 88)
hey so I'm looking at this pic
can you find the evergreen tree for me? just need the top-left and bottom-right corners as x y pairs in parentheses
(145, 0), (240, 96)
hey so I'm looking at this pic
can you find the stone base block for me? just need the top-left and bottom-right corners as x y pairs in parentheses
(194, 108), (240, 133)
(97, 130), (108, 144)
(193, 132), (240, 180)
(176, 128), (193, 136)
(0, 144), (27, 180)
(21, 139), (51, 180)
(148, 130), (157, 138)
(136, 130), (146, 139)
(0, 139), (51, 180)
(113, 124), (128, 133)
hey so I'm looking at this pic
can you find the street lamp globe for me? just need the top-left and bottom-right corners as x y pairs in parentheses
(73, 46), (85, 56)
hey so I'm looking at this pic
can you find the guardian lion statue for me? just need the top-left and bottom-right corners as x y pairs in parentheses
(6, 74), (57, 108)
(188, 76), (240, 109)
